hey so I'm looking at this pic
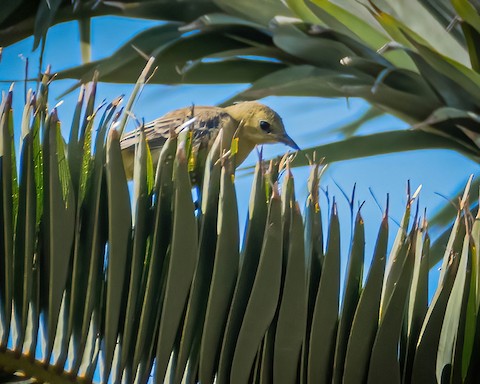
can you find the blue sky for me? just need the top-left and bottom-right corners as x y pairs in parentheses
(1, 15), (479, 299)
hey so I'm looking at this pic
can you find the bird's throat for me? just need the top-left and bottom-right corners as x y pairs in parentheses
(235, 137), (256, 166)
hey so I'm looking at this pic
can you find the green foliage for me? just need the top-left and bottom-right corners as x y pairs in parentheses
(3, 1), (480, 163)
(4, 0), (480, 234)
(1, 79), (480, 384)
(4, 1), (480, 383)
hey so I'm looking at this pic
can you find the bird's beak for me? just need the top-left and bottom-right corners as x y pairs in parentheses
(279, 134), (300, 151)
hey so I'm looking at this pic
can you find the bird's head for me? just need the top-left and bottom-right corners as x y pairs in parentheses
(224, 101), (300, 151)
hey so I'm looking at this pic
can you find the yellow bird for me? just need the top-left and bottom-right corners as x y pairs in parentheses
(120, 101), (299, 179)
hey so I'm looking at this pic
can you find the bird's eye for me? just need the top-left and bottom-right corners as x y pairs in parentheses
(259, 120), (272, 133)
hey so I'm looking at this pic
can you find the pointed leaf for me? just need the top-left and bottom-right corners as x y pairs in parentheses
(411, 244), (460, 383)
(273, 203), (306, 384)
(230, 191), (283, 384)
(173, 133), (223, 383)
(132, 134), (177, 382)
(381, 195), (411, 316)
(42, 111), (75, 361)
(0, 90), (17, 347)
(217, 161), (268, 384)
(333, 210), (365, 383)
(288, 130), (480, 169)
(119, 128), (153, 381)
(103, 129), (132, 381)
(403, 229), (429, 381)
(367, 234), (414, 384)
(155, 143), (198, 383)
(307, 202), (340, 384)
(301, 162), (324, 384)
(199, 161), (239, 383)
(343, 214), (388, 384)
(437, 234), (471, 382)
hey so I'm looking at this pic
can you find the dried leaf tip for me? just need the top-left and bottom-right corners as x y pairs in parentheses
(351, 182), (357, 204)
(383, 193), (390, 220)
(176, 141), (187, 163)
(411, 184), (422, 201)
(139, 56), (157, 83)
(268, 159), (275, 175)
(358, 200), (366, 215)
(50, 108), (59, 123)
(175, 116), (197, 135)
(255, 146), (263, 162)
(130, 44), (149, 62)
(331, 197), (337, 216)
(77, 85), (86, 104)
(110, 95), (124, 108)
(279, 151), (291, 173)
(109, 127), (120, 141)
(413, 199), (420, 228)
(53, 100), (64, 110)
(422, 208), (428, 230)
(294, 201), (301, 214)
(30, 91), (36, 106)
(406, 180), (411, 207)
(271, 181), (280, 199)
(460, 174), (474, 210)
(92, 70), (99, 83)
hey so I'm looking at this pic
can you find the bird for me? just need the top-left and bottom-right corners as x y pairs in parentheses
(120, 101), (300, 179)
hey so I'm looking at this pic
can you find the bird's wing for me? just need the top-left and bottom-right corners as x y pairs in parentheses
(120, 106), (233, 151)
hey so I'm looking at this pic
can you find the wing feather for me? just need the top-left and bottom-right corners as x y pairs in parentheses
(120, 106), (233, 151)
